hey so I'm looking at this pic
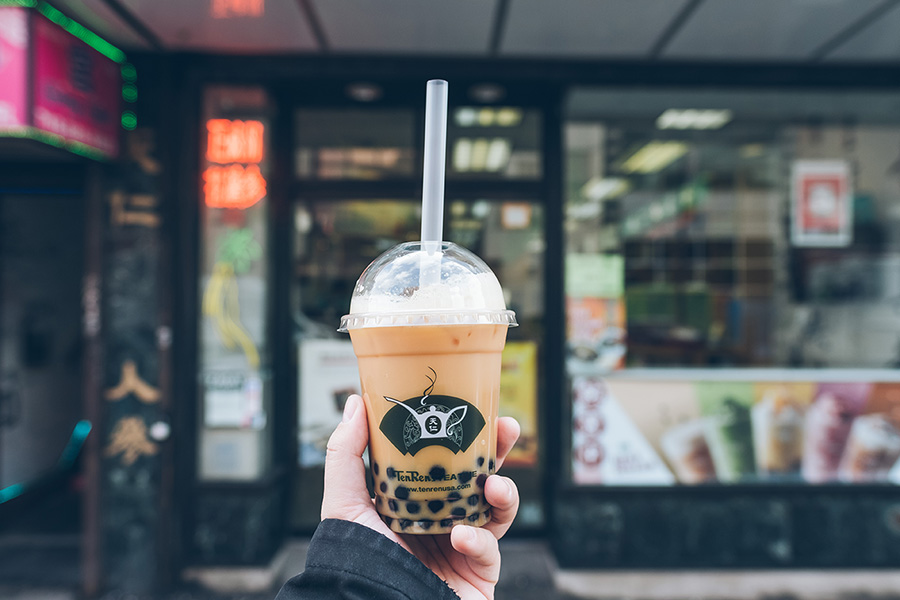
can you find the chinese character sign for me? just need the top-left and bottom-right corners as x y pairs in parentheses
(203, 119), (267, 209)
(791, 160), (852, 247)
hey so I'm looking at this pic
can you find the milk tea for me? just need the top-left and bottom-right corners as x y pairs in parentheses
(350, 323), (507, 534)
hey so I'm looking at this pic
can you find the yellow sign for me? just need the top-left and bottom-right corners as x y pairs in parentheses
(105, 416), (158, 466)
(500, 341), (538, 467)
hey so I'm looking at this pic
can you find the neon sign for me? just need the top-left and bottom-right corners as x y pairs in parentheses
(203, 118), (266, 209)
(210, 0), (264, 18)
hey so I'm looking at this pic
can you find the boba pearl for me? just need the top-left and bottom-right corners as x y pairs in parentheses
(488, 459), (495, 472)
(467, 494), (481, 507)
(428, 500), (444, 514)
(386, 467), (396, 479)
(447, 492), (462, 502)
(468, 514), (480, 522)
(375, 496), (383, 507)
(399, 519), (413, 530)
(379, 482), (388, 493)
(451, 507), (467, 518)
(388, 499), (398, 511)
(457, 471), (473, 484)
(440, 518), (453, 528)
(476, 474), (487, 488)
(373, 462), (380, 475)
(477, 457), (485, 467)
(419, 519), (433, 531)
(395, 486), (410, 500)
(406, 502), (421, 514)
(382, 516), (393, 527)
(429, 466), (446, 481)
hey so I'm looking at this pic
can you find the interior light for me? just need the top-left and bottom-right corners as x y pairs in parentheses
(581, 177), (630, 202)
(477, 108), (494, 127)
(453, 138), (472, 172)
(455, 108), (478, 127)
(469, 83), (505, 103)
(495, 108), (522, 127)
(485, 138), (511, 172)
(656, 109), (732, 130)
(346, 82), (382, 103)
(470, 138), (490, 171)
(620, 141), (688, 174)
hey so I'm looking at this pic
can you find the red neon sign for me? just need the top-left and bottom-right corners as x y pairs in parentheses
(204, 118), (266, 209)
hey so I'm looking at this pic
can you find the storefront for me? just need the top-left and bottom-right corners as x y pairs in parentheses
(178, 57), (900, 572)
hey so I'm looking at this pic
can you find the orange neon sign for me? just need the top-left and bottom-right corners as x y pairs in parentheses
(210, 0), (264, 18)
(204, 119), (266, 209)
(206, 119), (264, 164)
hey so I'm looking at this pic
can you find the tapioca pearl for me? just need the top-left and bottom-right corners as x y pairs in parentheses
(447, 492), (462, 502)
(457, 471), (473, 484)
(399, 519), (413, 530)
(379, 481), (388, 493)
(382, 516), (393, 527)
(428, 500), (444, 514)
(386, 466), (396, 479)
(476, 474), (487, 488)
(419, 519), (434, 531)
(451, 507), (467, 518)
(388, 499), (398, 512)
(468, 514), (480, 522)
(406, 502), (421, 514)
(373, 462), (380, 475)
(467, 494), (481, 507)
(489, 459), (495, 472)
(477, 456), (485, 467)
(395, 486), (410, 500)
(375, 496), (383, 507)
(440, 518), (453, 528)
(429, 466), (446, 481)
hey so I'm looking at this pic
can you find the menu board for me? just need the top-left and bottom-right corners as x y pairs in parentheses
(572, 378), (900, 485)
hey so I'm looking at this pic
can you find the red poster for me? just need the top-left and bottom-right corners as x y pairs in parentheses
(32, 13), (119, 157)
(0, 7), (28, 131)
(791, 160), (852, 247)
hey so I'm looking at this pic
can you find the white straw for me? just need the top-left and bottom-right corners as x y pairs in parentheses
(421, 79), (448, 246)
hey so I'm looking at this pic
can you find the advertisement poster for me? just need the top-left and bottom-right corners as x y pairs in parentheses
(32, 12), (120, 157)
(578, 379), (900, 486)
(203, 370), (265, 429)
(0, 7), (28, 131)
(567, 297), (626, 373)
(791, 160), (852, 247)
(500, 341), (538, 467)
(298, 339), (360, 467)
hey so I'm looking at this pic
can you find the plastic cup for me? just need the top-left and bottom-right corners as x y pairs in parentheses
(339, 241), (516, 534)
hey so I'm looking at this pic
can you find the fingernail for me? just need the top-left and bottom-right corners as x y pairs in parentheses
(504, 478), (514, 500)
(342, 395), (359, 423)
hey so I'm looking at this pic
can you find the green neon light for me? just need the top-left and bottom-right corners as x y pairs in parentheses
(0, 1), (37, 7)
(35, 1), (126, 63)
(0, 127), (109, 160)
(121, 111), (137, 130)
(121, 63), (137, 82)
(122, 84), (138, 103)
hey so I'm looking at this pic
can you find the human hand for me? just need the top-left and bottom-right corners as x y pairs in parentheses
(322, 394), (521, 600)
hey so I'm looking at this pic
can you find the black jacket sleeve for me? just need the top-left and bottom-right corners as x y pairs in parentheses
(275, 519), (460, 600)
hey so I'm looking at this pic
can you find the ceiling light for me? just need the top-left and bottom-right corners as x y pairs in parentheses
(455, 108), (478, 127)
(477, 108), (495, 127)
(469, 84), (505, 103)
(581, 177), (630, 202)
(656, 109), (732, 130)
(620, 141), (688, 174)
(346, 82), (382, 103)
(470, 138), (490, 171)
(485, 139), (511, 172)
(453, 138), (472, 172)
(495, 108), (522, 127)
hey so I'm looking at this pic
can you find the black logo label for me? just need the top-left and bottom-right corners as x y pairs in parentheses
(379, 368), (485, 456)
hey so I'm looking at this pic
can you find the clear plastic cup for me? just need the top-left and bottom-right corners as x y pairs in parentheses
(339, 241), (517, 534)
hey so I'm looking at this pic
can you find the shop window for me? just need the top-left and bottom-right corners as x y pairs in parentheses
(447, 107), (542, 180)
(198, 86), (273, 481)
(564, 90), (900, 488)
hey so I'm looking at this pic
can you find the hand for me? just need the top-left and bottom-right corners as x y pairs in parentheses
(323, 394), (521, 600)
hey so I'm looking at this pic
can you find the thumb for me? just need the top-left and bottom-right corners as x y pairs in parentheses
(322, 394), (370, 520)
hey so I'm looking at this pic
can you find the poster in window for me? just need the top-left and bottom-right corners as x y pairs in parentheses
(577, 378), (900, 486)
(298, 339), (360, 467)
(791, 160), (852, 247)
(500, 341), (538, 467)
